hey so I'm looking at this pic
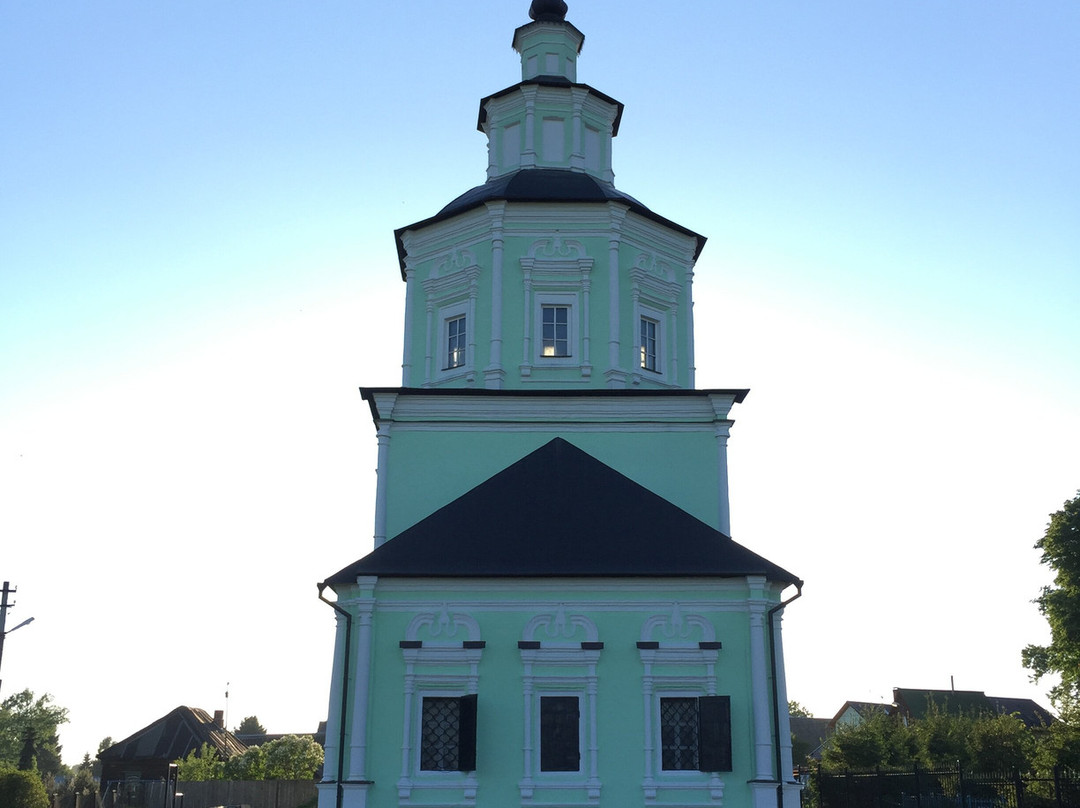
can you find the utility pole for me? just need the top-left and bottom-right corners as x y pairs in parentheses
(0, 581), (35, 696)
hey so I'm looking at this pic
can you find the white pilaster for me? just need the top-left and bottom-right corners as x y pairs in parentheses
(485, 202), (506, 388)
(373, 422), (391, 547)
(747, 588), (775, 782)
(345, 585), (377, 782)
(714, 421), (731, 536)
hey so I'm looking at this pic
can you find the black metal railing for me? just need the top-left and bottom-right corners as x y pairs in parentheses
(804, 765), (1080, 808)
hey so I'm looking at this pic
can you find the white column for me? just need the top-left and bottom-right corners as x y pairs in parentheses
(485, 202), (505, 388)
(748, 602), (775, 781)
(684, 267), (696, 388)
(320, 610), (348, 787)
(715, 421), (731, 536)
(373, 423), (391, 547)
(773, 608), (796, 781)
(401, 266), (415, 387)
(346, 589), (377, 782)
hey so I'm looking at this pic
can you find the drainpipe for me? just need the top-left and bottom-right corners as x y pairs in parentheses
(768, 581), (803, 808)
(318, 583), (352, 808)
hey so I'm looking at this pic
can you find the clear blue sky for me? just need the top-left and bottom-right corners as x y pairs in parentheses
(2, 1), (1078, 764)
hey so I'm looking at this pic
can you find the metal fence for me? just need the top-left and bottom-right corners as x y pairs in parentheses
(805, 765), (1080, 808)
(98, 779), (317, 808)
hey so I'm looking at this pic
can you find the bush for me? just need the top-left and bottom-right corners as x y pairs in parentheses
(0, 766), (50, 808)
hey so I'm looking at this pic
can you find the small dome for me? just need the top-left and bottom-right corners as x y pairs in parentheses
(529, 0), (568, 22)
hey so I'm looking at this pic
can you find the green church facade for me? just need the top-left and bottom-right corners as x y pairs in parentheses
(319, 3), (802, 807)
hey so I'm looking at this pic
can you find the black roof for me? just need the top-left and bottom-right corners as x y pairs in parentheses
(393, 168), (707, 276)
(325, 437), (799, 585)
(98, 706), (247, 763)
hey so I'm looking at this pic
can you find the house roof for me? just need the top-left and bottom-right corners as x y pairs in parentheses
(98, 706), (247, 763)
(789, 716), (831, 760)
(892, 688), (1054, 728)
(325, 437), (800, 585)
(393, 167), (707, 275)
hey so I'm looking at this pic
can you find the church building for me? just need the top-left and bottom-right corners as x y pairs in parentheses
(318, 3), (802, 807)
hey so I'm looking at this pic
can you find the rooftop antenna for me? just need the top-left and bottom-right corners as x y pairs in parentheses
(225, 681), (230, 731)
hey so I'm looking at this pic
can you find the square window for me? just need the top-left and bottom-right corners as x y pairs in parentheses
(539, 695), (580, 772)
(541, 305), (570, 357)
(419, 694), (477, 772)
(640, 316), (658, 372)
(446, 315), (466, 369)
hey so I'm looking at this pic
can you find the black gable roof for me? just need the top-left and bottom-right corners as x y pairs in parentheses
(325, 438), (799, 585)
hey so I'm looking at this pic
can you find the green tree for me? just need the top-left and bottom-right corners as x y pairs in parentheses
(174, 743), (225, 781)
(224, 745), (265, 780)
(821, 709), (917, 770)
(57, 754), (98, 808)
(1022, 490), (1080, 717)
(914, 703), (973, 769)
(92, 737), (113, 779)
(0, 763), (49, 808)
(262, 735), (323, 780)
(0, 691), (68, 782)
(235, 716), (266, 735)
(788, 701), (813, 718)
(968, 713), (1034, 772)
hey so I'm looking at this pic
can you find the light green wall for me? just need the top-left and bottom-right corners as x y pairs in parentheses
(343, 580), (769, 808)
(402, 208), (697, 391)
(383, 428), (721, 539)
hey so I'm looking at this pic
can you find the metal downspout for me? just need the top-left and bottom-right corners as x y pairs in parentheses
(768, 582), (803, 808)
(318, 583), (352, 808)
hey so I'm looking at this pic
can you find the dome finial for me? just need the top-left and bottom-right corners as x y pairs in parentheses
(529, 0), (568, 22)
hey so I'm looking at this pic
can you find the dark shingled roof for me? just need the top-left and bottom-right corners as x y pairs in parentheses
(325, 438), (799, 585)
(393, 167), (707, 276)
(98, 706), (247, 764)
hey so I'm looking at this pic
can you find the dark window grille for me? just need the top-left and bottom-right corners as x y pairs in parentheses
(661, 697), (699, 770)
(421, 697), (460, 771)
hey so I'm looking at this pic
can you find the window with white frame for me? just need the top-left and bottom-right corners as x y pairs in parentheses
(519, 238), (593, 379)
(518, 609), (602, 802)
(658, 695), (731, 772)
(397, 610), (483, 801)
(640, 315), (659, 372)
(541, 304), (571, 357)
(446, 314), (467, 369)
(539, 694), (581, 772)
(419, 694), (477, 772)
(638, 604), (728, 802)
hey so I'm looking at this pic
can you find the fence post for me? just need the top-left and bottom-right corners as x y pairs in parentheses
(957, 762), (965, 807)
(1014, 767), (1024, 808)
(1053, 766), (1062, 808)
(913, 763), (922, 808)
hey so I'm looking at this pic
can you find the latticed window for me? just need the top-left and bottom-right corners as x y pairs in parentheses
(661, 697), (699, 770)
(446, 315), (467, 369)
(421, 697), (460, 771)
(640, 316), (658, 371)
(419, 695), (478, 772)
(539, 695), (580, 771)
(659, 695), (732, 772)
(541, 305), (570, 357)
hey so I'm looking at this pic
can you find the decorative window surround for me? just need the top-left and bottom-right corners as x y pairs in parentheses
(519, 238), (593, 380)
(397, 608), (483, 805)
(422, 250), (481, 386)
(638, 604), (725, 805)
(630, 253), (683, 388)
(519, 608), (602, 806)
